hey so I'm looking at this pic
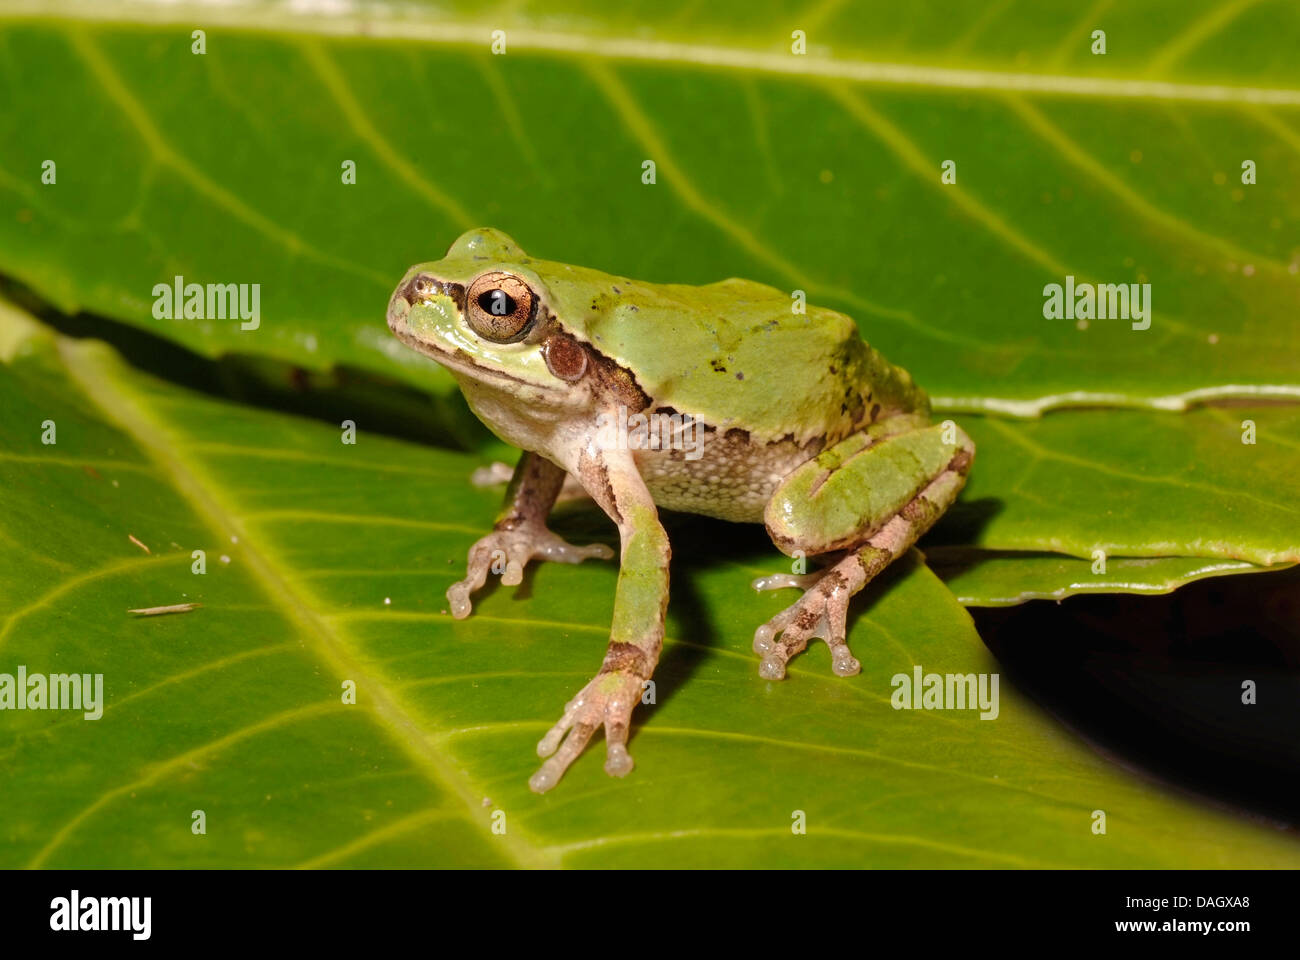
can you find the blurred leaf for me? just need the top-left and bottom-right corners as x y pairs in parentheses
(3, 303), (1297, 867)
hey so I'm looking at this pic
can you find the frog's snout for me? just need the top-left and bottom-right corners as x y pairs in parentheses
(386, 282), (412, 334)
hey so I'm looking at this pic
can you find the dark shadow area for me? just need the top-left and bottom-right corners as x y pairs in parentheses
(973, 564), (1300, 828)
(928, 495), (1005, 547)
(652, 559), (717, 712)
(3, 277), (494, 452)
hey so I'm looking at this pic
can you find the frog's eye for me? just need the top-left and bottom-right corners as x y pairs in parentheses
(465, 272), (537, 343)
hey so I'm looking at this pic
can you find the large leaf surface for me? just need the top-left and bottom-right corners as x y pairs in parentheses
(3, 304), (1297, 867)
(4, 0), (1300, 602)
(938, 406), (1300, 567)
(1, 1), (1299, 414)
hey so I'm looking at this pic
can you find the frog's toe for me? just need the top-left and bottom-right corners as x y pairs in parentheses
(530, 719), (598, 793)
(529, 672), (640, 793)
(448, 526), (613, 619)
(603, 741), (634, 778)
(752, 581), (858, 679)
(470, 461), (516, 487)
(530, 529), (614, 566)
(445, 579), (478, 619)
(751, 571), (822, 593)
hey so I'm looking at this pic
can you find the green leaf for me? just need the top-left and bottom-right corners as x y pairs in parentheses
(3, 303), (1298, 867)
(4, 1), (1300, 602)
(937, 407), (1300, 567)
(928, 547), (1290, 607)
(2, 2), (1300, 413)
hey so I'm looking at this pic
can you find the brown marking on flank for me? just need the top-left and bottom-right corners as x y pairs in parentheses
(803, 435), (827, 456)
(846, 391), (865, 423)
(577, 339), (651, 410)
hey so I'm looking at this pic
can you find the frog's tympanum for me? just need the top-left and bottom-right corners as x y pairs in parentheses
(388, 229), (974, 792)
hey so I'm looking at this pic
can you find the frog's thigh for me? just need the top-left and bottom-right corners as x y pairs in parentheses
(765, 423), (973, 557)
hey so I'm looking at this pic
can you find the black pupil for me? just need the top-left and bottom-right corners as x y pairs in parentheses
(478, 290), (517, 317)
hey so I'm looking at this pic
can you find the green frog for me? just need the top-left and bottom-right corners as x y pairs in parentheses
(388, 228), (974, 793)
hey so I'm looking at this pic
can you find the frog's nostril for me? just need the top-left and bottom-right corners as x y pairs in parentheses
(409, 274), (437, 300)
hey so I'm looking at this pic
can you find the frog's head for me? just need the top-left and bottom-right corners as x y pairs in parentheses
(387, 228), (595, 407)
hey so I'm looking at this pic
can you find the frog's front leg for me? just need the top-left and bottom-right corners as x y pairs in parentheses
(753, 421), (974, 679)
(448, 451), (613, 618)
(529, 445), (669, 793)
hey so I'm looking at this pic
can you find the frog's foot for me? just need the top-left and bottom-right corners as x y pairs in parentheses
(752, 553), (867, 680)
(447, 524), (613, 619)
(529, 669), (643, 793)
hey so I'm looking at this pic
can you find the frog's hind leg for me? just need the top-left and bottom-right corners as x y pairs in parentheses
(752, 424), (973, 680)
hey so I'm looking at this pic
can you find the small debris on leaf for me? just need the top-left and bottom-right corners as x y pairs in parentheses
(128, 603), (201, 617)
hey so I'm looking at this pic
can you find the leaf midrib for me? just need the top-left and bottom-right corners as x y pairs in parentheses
(55, 338), (557, 870)
(6, 0), (1300, 106)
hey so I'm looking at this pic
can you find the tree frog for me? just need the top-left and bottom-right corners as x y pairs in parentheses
(387, 229), (974, 793)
